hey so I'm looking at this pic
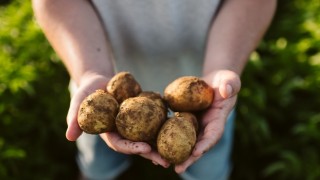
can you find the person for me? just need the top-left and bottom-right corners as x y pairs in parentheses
(32, 0), (277, 179)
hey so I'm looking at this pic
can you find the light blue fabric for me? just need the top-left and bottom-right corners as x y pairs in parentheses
(76, 134), (131, 180)
(76, 110), (235, 180)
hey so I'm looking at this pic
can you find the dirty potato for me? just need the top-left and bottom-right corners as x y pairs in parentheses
(116, 96), (166, 142)
(138, 91), (168, 119)
(78, 89), (119, 134)
(164, 76), (214, 112)
(157, 112), (198, 164)
(106, 72), (142, 103)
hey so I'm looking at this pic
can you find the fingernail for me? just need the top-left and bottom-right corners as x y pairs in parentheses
(226, 84), (233, 98)
(152, 161), (159, 166)
(166, 164), (171, 168)
(163, 163), (170, 168)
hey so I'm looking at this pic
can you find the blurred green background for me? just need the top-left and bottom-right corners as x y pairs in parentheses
(1, 0), (319, 179)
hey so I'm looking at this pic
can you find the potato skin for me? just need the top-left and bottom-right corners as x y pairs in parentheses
(116, 97), (166, 142)
(157, 112), (197, 164)
(138, 91), (168, 119)
(106, 72), (142, 103)
(78, 90), (119, 134)
(164, 76), (214, 112)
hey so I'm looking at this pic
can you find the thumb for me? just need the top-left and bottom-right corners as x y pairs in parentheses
(65, 90), (88, 141)
(65, 76), (110, 141)
(214, 70), (241, 99)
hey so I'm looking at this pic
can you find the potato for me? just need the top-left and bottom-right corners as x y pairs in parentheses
(164, 76), (214, 112)
(116, 96), (166, 142)
(106, 71), (142, 103)
(138, 91), (168, 119)
(157, 112), (198, 164)
(78, 89), (119, 134)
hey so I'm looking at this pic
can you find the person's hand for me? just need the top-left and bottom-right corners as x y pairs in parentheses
(65, 74), (109, 141)
(174, 70), (241, 173)
(99, 132), (169, 168)
(65, 74), (170, 168)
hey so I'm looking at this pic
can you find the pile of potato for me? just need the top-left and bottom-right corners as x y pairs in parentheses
(78, 72), (214, 164)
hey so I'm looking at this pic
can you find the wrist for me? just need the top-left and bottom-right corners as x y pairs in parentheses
(77, 71), (114, 88)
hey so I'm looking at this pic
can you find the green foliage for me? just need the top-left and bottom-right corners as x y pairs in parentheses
(0, 0), (77, 179)
(232, 0), (320, 179)
(0, 0), (319, 179)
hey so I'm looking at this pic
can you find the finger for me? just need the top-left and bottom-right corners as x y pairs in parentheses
(100, 132), (152, 154)
(140, 151), (170, 168)
(216, 70), (241, 99)
(65, 76), (110, 141)
(174, 154), (200, 174)
(220, 84), (233, 99)
(193, 123), (224, 157)
(65, 90), (89, 141)
(65, 118), (83, 141)
(101, 133), (170, 168)
(194, 106), (226, 156)
(174, 118), (225, 173)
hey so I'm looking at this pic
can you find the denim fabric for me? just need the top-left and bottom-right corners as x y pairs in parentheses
(76, 134), (131, 180)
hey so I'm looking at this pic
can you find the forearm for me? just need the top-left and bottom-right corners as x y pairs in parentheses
(32, 0), (114, 86)
(203, 0), (277, 75)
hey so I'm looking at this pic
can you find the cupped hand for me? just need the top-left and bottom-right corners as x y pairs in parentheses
(100, 132), (170, 168)
(65, 74), (170, 168)
(65, 74), (109, 141)
(174, 70), (241, 173)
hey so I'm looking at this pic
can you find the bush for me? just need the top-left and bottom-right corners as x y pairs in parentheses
(232, 0), (320, 179)
(0, 1), (77, 179)
(0, 0), (319, 179)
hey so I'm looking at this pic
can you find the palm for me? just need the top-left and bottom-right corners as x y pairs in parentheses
(66, 75), (169, 168)
(175, 70), (241, 173)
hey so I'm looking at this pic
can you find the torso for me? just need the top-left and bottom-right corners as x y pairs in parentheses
(92, 0), (221, 93)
